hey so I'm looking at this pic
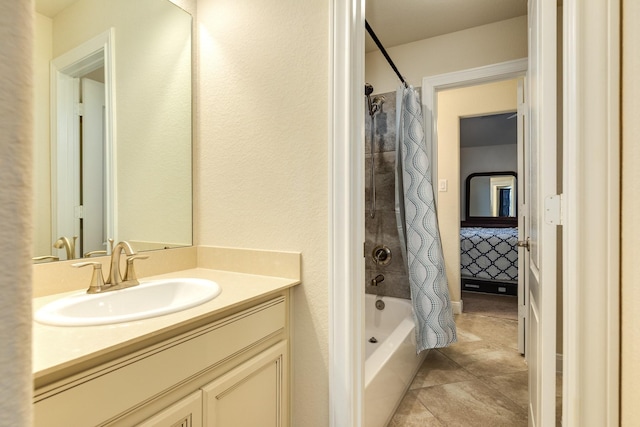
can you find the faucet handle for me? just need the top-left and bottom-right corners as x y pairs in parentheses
(125, 255), (149, 283)
(72, 261), (107, 294)
(84, 250), (107, 258)
(32, 255), (60, 262)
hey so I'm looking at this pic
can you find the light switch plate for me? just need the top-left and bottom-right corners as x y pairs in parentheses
(438, 179), (448, 192)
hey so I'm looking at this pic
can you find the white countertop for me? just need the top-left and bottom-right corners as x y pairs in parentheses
(33, 268), (299, 384)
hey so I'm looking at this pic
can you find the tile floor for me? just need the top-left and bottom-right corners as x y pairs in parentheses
(388, 292), (530, 426)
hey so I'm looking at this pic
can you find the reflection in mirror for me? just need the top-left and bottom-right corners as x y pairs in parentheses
(465, 172), (517, 225)
(33, 0), (193, 262)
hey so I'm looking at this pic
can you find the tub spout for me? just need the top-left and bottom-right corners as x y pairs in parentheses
(371, 274), (385, 286)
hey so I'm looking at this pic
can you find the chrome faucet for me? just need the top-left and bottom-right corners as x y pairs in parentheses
(73, 241), (148, 293)
(53, 236), (77, 260)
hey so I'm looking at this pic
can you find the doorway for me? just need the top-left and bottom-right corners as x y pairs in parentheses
(329, 1), (620, 425)
(439, 80), (521, 348)
(50, 29), (115, 259)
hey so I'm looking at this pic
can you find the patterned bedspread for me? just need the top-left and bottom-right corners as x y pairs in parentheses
(460, 227), (518, 281)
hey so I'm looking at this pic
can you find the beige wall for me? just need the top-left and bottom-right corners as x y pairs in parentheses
(437, 79), (518, 303)
(621, 0), (639, 423)
(196, 0), (329, 425)
(365, 15), (527, 94)
(33, 13), (52, 257)
(0, 2), (34, 423)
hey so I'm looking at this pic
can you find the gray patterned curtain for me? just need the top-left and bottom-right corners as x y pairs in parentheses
(394, 85), (457, 352)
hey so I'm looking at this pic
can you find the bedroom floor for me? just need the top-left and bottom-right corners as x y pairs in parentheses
(388, 292), (548, 426)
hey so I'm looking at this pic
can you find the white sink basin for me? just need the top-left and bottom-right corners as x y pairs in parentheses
(35, 278), (221, 326)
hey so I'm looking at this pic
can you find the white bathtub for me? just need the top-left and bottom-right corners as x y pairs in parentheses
(364, 294), (427, 427)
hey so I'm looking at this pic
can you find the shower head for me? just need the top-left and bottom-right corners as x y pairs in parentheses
(369, 95), (385, 117)
(365, 83), (374, 96)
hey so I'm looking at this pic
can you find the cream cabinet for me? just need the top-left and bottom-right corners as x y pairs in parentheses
(34, 294), (289, 427)
(202, 341), (287, 427)
(136, 391), (203, 427)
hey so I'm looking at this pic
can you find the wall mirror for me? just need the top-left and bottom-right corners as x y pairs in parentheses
(464, 171), (517, 227)
(34, 0), (193, 262)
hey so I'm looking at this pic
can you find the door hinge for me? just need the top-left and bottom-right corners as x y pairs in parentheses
(544, 194), (563, 225)
(74, 205), (84, 219)
(76, 102), (84, 116)
(518, 303), (527, 319)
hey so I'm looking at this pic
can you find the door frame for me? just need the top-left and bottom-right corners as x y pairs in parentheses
(421, 59), (527, 319)
(329, 1), (365, 426)
(328, 1), (620, 425)
(50, 29), (117, 254)
(562, 0), (620, 425)
(421, 58), (528, 191)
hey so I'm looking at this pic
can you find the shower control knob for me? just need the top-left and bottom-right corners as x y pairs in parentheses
(375, 249), (388, 261)
(372, 245), (392, 266)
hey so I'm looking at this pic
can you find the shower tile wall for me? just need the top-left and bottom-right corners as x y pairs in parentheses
(365, 88), (420, 299)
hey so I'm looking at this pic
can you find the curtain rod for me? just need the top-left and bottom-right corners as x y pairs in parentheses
(365, 20), (408, 88)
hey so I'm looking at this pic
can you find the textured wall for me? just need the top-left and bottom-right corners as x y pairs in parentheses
(196, 0), (329, 425)
(0, 1), (33, 424)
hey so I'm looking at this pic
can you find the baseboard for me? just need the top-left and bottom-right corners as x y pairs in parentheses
(452, 300), (463, 315)
(557, 353), (563, 373)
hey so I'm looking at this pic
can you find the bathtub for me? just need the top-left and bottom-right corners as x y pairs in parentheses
(364, 294), (427, 427)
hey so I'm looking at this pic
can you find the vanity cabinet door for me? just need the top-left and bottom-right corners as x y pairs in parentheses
(202, 341), (288, 427)
(136, 390), (203, 427)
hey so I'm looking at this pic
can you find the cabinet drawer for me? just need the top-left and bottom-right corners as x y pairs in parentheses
(34, 297), (285, 427)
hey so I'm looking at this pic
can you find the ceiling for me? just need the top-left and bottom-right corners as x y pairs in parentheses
(37, 0), (527, 45)
(365, 0), (527, 53)
(35, 0), (78, 18)
(460, 113), (517, 148)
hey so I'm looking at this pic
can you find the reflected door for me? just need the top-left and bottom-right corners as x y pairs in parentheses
(81, 78), (106, 256)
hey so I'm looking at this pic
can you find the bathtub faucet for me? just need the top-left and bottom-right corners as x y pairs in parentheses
(371, 274), (385, 286)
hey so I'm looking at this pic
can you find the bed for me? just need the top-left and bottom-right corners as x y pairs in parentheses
(460, 226), (519, 295)
(460, 171), (519, 295)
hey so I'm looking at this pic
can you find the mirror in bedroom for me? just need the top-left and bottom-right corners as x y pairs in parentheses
(465, 171), (517, 225)
(33, 0), (193, 262)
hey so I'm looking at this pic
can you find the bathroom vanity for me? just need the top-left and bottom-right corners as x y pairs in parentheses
(33, 262), (299, 427)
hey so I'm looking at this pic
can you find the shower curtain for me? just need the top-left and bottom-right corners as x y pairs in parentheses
(394, 85), (457, 352)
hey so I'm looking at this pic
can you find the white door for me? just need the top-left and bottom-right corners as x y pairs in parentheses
(516, 77), (528, 355)
(81, 78), (106, 255)
(53, 75), (81, 253)
(527, 0), (558, 426)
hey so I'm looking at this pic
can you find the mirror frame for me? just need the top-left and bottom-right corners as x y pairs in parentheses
(463, 171), (517, 227)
